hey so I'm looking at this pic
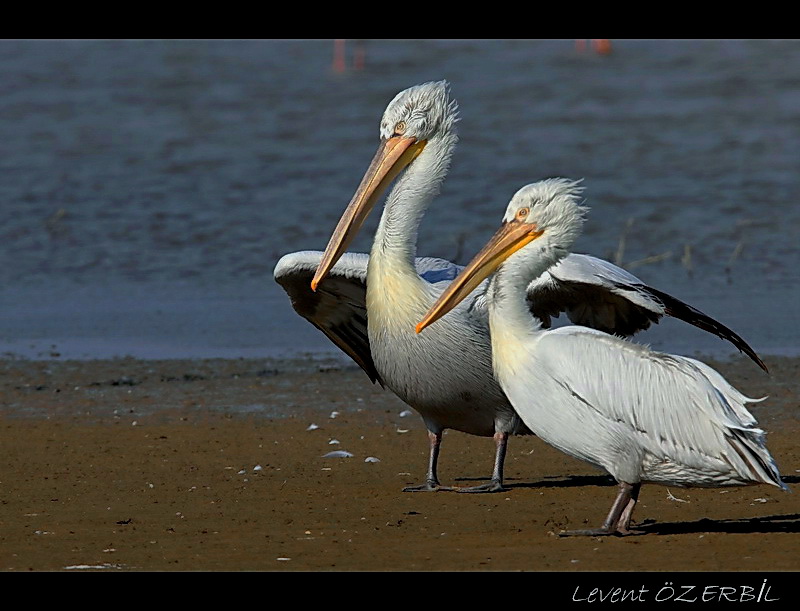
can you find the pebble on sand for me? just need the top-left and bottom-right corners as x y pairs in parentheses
(322, 450), (353, 458)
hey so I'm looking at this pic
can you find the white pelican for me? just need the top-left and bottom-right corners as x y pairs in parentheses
(417, 178), (787, 534)
(275, 81), (765, 493)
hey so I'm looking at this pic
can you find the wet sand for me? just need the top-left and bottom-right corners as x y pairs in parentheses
(0, 354), (798, 573)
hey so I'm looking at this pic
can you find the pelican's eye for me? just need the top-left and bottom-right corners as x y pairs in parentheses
(515, 207), (530, 221)
(394, 121), (407, 136)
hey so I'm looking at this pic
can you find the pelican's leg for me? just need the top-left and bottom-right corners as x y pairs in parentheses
(615, 482), (642, 534)
(455, 432), (509, 493)
(403, 430), (444, 492)
(559, 481), (644, 537)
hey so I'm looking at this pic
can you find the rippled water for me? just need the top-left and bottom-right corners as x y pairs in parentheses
(1, 39), (799, 360)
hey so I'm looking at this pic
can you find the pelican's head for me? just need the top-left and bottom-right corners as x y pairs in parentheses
(417, 178), (587, 333)
(379, 80), (459, 143)
(310, 81), (458, 291)
(500, 178), (587, 260)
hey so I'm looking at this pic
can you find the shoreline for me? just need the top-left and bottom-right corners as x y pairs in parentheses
(1, 353), (798, 572)
(3, 276), (800, 364)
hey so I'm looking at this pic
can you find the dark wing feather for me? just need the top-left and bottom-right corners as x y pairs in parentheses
(274, 251), (470, 386)
(629, 283), (768, 373)
(274, 251), (381, 385)
(526, 253), (766, 372)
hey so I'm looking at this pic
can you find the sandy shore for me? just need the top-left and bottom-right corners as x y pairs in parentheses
(0, 354), (798, 574)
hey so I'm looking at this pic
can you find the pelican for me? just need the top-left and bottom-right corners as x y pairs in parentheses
(274, 81), (765, 493)
(417, 178), (787, 534)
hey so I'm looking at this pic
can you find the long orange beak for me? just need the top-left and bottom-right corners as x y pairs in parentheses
(416, 220), (544, 334)
(310, 135), (427, 291)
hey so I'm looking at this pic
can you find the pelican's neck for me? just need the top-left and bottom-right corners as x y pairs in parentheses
(487, 241), (568, 350)
(488, 265), (543, 338)
(366, 134), (456, 327)
(369, 134), (456, 272)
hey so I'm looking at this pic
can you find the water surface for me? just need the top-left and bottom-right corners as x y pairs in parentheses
(1, 39), (798, 361)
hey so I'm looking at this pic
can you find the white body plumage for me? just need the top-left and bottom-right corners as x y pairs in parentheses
(495, 324), (780, 489)
(276, 81), (767, 494)
(418, 178), (785, 531)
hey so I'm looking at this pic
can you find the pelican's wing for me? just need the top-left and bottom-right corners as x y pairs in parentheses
(274, 252), (467, 386)
(526, 253), (766, 372)
(274, 251), (381, 385)
(412, 255), (463, 285)
(531, 327), (785, 489)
